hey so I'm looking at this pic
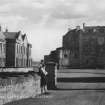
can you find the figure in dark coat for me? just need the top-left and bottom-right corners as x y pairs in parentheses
(38, 60), (48, 93)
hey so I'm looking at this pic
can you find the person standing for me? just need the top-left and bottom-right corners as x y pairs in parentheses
(38, 60), (48, 94)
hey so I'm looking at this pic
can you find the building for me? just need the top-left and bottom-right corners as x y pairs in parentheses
(0, 26), (6, 67)
(80, 25), (105, 68)
(4, 31), (23, 67)
(62, 26), (80, 68)
(45, 24), (105, 69)
(44, 50), (57, 64)
(4, 30), (32, 68)
(62, 24), (105, 69)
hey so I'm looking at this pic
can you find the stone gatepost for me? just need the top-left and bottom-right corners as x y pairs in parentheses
(45, 62), (57, 90)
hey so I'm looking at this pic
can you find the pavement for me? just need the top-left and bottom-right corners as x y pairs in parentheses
(4, 90), (105, 105)
(4, 69), (105, 105)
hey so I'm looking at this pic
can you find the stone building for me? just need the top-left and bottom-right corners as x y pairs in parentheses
(4, 31), (23, 67)
(80, 25), (105, 68)
(44, 50), (57, 64)
(44, 24), (105, 69)
(62, 26), (80, 68)
(0, 26), (6, 67)
(4, 30), (32, 68)
(62, 24), (105, 69)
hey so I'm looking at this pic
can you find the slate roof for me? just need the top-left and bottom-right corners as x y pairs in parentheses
(3, 32), (19, 39)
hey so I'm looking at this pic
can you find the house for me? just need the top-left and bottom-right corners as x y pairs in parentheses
(4, 31), (24, 67)
(4, 30), (32, 68)
(0, 26), (6, 67)
(62, 24), (105, 68)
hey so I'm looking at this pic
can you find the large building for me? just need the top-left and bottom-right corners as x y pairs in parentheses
(62, 24), (105, 68)
(0, 26), (6, 67)
(80, 25), (105, 68)
(4, 30), (32, 68)
(45, 24), (105, 69)
(62, 26), (80, 68)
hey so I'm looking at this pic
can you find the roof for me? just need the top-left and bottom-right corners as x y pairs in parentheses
(3, 32), (19, 39)
(85, 26), (105, 29)
(83, 26), (105, 33)
(84, 26), (105, 31)
(22, 34), (26, 40)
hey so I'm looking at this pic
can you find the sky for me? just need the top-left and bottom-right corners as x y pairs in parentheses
(0, 0), (105, 61)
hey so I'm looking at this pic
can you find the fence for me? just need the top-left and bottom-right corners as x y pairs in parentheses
(0, 73), (41, 105)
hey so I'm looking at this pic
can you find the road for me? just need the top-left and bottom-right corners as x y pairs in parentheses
(4, 69), (105, 105)
(5, 90), (105, 105)
(57, 69), (105, 89)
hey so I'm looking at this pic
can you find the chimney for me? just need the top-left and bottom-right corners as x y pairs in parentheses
(76, 26), (80, 30)
(68, 28), (71, 31)
(83, 23), (85, 29)
(5, 28), (8, 32)
(0, 25), (2, 32)
(68, 25), (71, 31)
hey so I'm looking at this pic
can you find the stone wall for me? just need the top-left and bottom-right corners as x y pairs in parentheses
(0, 73), (41, 105)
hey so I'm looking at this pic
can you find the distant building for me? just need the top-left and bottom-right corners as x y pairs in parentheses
(44, 47), (63, 69)
(4, 30), (32, 68)
(45, 24), (105, 69)
(44, 50), (58, 64)
(0, 26), (6, 67)
(62, 24), (105, 68)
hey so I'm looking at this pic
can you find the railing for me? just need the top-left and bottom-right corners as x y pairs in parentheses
(0, 74), (41, 105)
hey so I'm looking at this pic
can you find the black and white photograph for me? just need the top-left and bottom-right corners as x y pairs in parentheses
(0, 0), (105, 105)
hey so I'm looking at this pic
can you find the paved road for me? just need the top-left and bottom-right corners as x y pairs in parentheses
(5, 90), (105, 105)
(57, 69), (105, 77)
(57, 69), (105, 89)
(4, 69), (105, 105)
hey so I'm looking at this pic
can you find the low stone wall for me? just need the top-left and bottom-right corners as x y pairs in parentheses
(0, 73), (41, 105)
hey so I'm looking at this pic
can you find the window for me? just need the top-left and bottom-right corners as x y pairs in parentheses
(64, 54), (68, 58)
(17, 44), (18, 54)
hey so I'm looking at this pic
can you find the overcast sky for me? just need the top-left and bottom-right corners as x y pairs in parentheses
(0, 0), (105, 61)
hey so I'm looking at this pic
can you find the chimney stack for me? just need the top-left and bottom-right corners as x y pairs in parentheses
(5, 27), (8, 32)
(0, 25), (2, 32)
(83, 23), (85, 29)
(68, 25), (71, 31)
(76, 26), (80, 30)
